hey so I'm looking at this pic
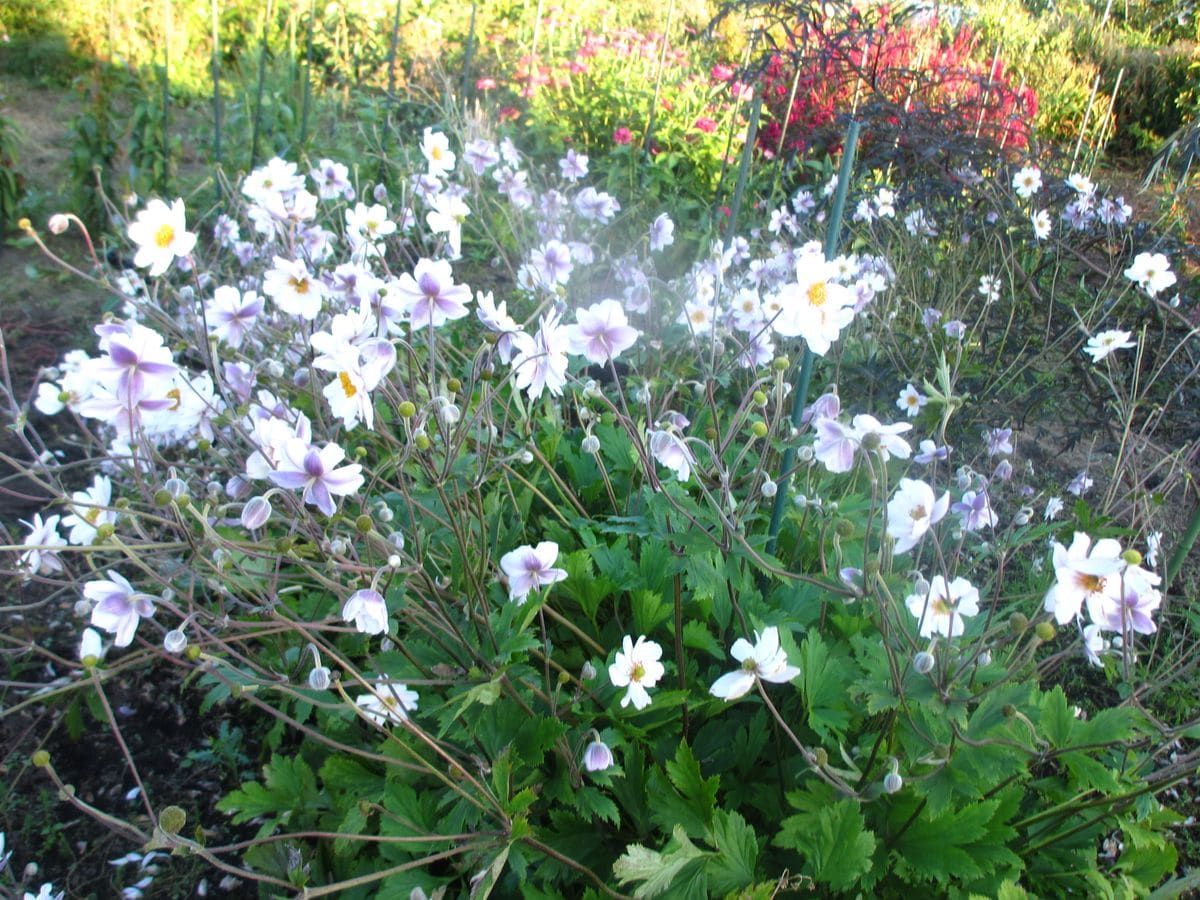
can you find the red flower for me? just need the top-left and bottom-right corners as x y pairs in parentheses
(612, 127), (633, 145)
(475, 77), (497, 91)
(693, 117), (717, 134)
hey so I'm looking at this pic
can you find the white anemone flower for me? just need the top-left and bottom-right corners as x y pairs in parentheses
(709, 626), (801, 701)
(608, 635), (665, 710)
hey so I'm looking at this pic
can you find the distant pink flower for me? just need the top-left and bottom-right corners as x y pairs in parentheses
(711, 63), (734, 81)
(693, 117), (717, 133)
(475, 77), (497, 91)
(612, 127), (633, 145)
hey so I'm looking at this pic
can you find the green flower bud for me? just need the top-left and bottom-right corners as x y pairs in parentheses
(1122, 549), (1143, 566)
(1034, 621), (1056, 642)
(94, 523), (116, 542)
(197, 438), (212, 453)
(860, 431), (881, 452)
(813, 748), (829, 767)
(834, 518), (854, 538)
(154, 489), (173, 506)
(355, 515), (373, 534)
(448, 377), (462, 393)
(1009, 612), (1029, 633)
(773, 355), (790, 371)
(750, 421), (769, 439)
(752, 390), (767, 406)
(415, 433), (431, 451)
(185, 645), (202, 661)
(398, 401), (416, 419)
(32, 750), (50, 768)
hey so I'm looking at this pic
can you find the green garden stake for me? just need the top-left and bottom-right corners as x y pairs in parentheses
(161, 0), (171, 192)
(722, 92), (762, 249)
(382, 0), (403, 165)
(766, 118), (861, 558)
(460, 0), (479, 112)
(250, 0), (273, 171)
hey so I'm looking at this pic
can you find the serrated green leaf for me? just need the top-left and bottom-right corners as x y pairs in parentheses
(614, 826), (708, 899)
(665, 741), (718, 831)
(681, 620), (724, 660)
(575, 786), (620, 826)
(781, 798), (875, 891)
(799, 632), (851, 739)
(1040, 686), (1075, 747)
(705, 810), (759, 895)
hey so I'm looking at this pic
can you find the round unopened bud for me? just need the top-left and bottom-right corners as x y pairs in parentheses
(47, 213), (70, 235)
(520, 450), (534, 464)
(913, 651), (935, 674)
(197, 438), (212, 453)
(797, 445), (815, 463)
(761, 479), (778, 498)
(1034, 621), (1056, 642)
(813, 748), (829, 767)
(977, 650), (992, 666)
(94, 522), (116, 542)
(582, 434), (600, 454)
(1122, 549), (1143, 566)
(883, 772), (903, 794)
(17, 217), (32, 232)
(581, 661), (598, 681)
(185, 644), (202, 661)
(750, 421), (769, 439)
(240, 496), (272, 530)
(355, 515), (373, 534)
(308, 666), (331, 691)
(447, 377), (462, 393)
(159, 805), (187, 835)
(398, 400), (417, 418)
(32, 750), (50, 768)
(773, 355), (790, 371)
(557, 670), (571, 686)
(860, 431), (881, 452)
(752, 390), (768, 406)
(163, 629), (187, 654)
(1009, 612), (1029, 633)
(439, 403), (461, 425)
(834, 518), (854, 538)
(354, 446), (368, 459)
(388, 554), (402, 568)
(704, 426), (718, 440)
(414, 433), (431, 451)
(154, 489), (173, 507)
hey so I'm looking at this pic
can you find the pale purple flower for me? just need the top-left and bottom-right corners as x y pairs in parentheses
(914, 439), (948, 464)
(582, 737), (614, 772)
(922, 307), (941, 330)
(396, 258), (472, 329)
(86, 322), (177, 401)
(574, 187), (620, 222)
(943, 319), (967, 340)
(851, 414), (912, 462)
(499, 541), (568, 604)
(87, 571), (156, 648)
(18, 513), (67, 575)
(529, 240), (573, 288)
(266, 439), (364, 517)
(475, 291), (521, 364)
(1067, 470), (1093, 497)
(558, 149), (589, 181)
(1044, 496), (1064, 520)
(812, 417), (859, 473)
(568, 300), (639, 364)
(1087, 570), (1161, 636)
(240, 496), (272, 530)
(342, 588), (389, 635)
(953, 489), (999, 531)
(206, 286), (263, 349)
(649, 213), (675, 251)
(985, 427), (1013, 456)
(801, 390), (840, 424)
(992, 459), (1014, 482)
(463, 138), (500, 175)
(310, 159), (354, 201)
(648, 428), (694, 482)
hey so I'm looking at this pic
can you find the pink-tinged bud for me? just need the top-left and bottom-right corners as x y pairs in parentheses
(583, 738), (614, 772)
(241, 496), (272, 530)
(47, 213), (70, 235)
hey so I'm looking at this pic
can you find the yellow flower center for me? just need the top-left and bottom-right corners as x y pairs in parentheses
(690, 309), (708, 324)
(85, 508), (101, 524)
(1078, 573), (1105, 593)
(154, 223), (176, 249)
(909, 504), (927, 521)
(167, 387), (182, 411)
(931, 595), (953, 616)
(631, 663), (645, 682)
(807, 282), (828, 307)
(288, 276), (310, 295)
(338, 371), (357, 398)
